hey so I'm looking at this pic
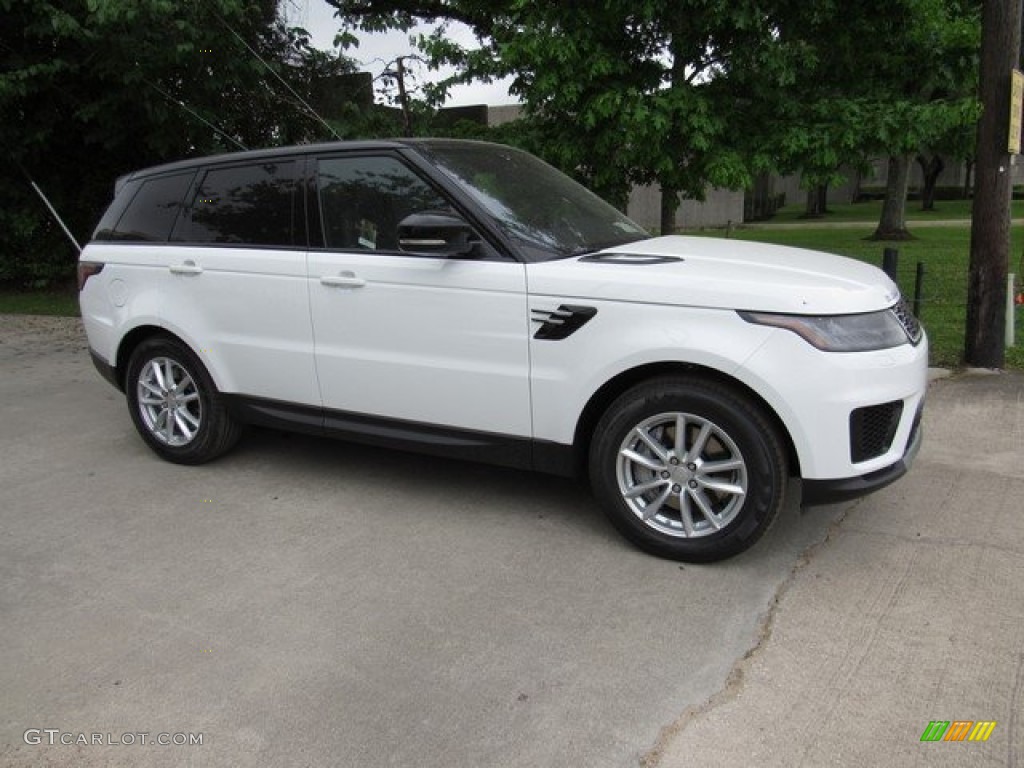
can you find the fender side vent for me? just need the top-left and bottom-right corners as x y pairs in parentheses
(531, 305), (598, 340)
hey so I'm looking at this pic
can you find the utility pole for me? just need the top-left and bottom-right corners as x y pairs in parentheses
(965, 0), (1023, 367)
(395, 56), (413, 138)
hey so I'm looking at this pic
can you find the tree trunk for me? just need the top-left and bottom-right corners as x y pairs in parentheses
(801, 183), (827, 218)
(658, 31), (687, 236)
(916, 154), (945, 211)
(965, 0), (1022, 367)
(870, 155), (913, 240)
(851, 169), (863, 203)
(804, 188), (819, 217)
(660, 183), (679, 235)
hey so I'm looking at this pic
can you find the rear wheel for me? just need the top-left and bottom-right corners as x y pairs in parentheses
(126, 336), (241, 464)
(589, 376), (787, 562)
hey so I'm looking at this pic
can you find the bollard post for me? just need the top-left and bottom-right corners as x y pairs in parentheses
(882, 248), (899, 281)
(913, 262), (925, 320)
(1008, 273), (1016, 348)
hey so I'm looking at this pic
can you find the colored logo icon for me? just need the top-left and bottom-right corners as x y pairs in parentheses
(920, 721), (996, 742)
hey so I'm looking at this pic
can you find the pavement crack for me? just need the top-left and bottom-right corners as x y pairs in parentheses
(638, 499), (863, 767)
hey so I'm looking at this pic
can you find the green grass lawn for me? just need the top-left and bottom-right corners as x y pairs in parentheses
(712, 223), (1024, 370)
(0, 289), (79, 317)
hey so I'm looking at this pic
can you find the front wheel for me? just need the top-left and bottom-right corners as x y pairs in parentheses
(589, 377), (787, 562)
(126, 336), (241, 464)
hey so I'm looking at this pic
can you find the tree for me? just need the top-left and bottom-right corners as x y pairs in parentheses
(739, 0), (980, 237)
(0, 0), (356, 286)
(965, 0), (1023, 367)
(916, 119), (977, 209)
(325, 0), (981, 240)
(916, 154), (946, 210)
(859, 0), (979, 237)
(866, 1), (980, 238)
(326, 0), (768, 231)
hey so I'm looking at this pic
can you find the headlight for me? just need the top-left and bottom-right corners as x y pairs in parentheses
(738, 309), (910, 352)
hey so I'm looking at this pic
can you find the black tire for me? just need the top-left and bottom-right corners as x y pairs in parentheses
(125, 335), (241, 464)
(589, 376), (787, 562)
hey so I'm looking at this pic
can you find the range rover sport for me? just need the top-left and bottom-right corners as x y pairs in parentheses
(78, 139), (928, 562)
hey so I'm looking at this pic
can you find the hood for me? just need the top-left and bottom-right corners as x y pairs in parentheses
(527, 236), (900, 315)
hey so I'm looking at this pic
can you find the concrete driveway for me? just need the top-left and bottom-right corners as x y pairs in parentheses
(1, 315), (1020, 767)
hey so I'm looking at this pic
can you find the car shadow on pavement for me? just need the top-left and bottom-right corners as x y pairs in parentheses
(231, 424), (619, 538)
(206, 424), (828, 567)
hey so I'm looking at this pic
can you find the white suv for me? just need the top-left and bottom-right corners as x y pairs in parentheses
(79, 140), (927, 561)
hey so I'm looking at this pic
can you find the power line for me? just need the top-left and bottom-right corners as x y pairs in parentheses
(142, 77), (249, 151)
(212, 10), (342, 142)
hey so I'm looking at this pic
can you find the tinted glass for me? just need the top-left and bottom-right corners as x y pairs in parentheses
(183, 162), (297, 246)
(96, 172), (194, 242)
(413, 142), (648, 261)
(317, 156), (450, 251)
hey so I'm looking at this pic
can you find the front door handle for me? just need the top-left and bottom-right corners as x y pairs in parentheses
(320, 272), (366, 288)
(169, 260), (203, 275)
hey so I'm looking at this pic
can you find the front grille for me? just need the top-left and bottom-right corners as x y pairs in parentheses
(850, 401), (904, 463)
(891, 297), (923, 345)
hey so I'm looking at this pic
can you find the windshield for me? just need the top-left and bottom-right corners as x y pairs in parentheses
(412, 141), (649, 261)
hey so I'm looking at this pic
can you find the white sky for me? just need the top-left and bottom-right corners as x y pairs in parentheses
(280, 0), (517, 107)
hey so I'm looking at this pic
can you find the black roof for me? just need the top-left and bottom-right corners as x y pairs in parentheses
(120, 138), (501, 186)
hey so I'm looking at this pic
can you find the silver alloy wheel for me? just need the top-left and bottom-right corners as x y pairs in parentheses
(616, 412), (748, 538)
(136, 357), (202, 446)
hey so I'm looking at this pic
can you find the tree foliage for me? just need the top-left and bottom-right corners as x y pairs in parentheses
(327, 0), (774, 226)
(1, 0), (355, 285)
(735, 0), (981, 235)
(2, 0), (987, 286)
(326, 0), (981, 234)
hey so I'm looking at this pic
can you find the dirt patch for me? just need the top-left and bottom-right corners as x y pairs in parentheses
(0, 314), (87, 362)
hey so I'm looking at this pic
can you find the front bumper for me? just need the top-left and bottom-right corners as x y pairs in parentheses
(801, 406), (923, 506)
(737, 321), (929, 482)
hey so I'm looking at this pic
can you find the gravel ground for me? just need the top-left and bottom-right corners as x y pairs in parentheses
(0, 314), (88, 362)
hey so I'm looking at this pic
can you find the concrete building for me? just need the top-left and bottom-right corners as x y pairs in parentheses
(626, 184), (745, 232)
(772, 155), (1024, 210)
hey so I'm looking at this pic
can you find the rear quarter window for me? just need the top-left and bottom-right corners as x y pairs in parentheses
(93, 171), (195, 242)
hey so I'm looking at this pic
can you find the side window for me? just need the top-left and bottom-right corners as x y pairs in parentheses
(317, 156), (451, 251)
(178, 161), (297, 246)
(95, 171), (195, 242)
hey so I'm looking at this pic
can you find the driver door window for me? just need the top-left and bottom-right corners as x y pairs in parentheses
(317, 156), (451, 252)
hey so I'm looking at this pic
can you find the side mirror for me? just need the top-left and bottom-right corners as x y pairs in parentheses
(398, 211), (480, 258)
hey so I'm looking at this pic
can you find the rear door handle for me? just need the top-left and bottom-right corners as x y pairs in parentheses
(169, 260), (203, 275)
(320, 272), (366, 288)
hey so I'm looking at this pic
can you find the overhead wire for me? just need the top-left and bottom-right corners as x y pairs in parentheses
(212, 9), (342, 142)
(141, 76), (250, 151)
